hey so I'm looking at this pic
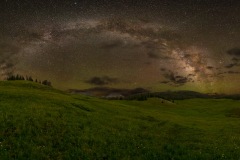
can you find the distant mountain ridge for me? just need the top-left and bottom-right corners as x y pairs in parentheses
(68, 87), (240, 100)
(68, 87), (149, 97)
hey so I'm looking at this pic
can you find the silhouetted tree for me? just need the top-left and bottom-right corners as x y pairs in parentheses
(7, 74), (52, 86)
(7, 75), (15, 80)
(16, 74), (20, 80)
(28, 76), (33, 81)
(21, 75), (24, 80)
(7, 74), (25, 80)
(42, 80), (51, 86)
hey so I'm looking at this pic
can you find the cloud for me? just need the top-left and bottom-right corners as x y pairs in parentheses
(96, 18), (179, 63)
(225, 56), (240, 68)
(100, 40), (124, 50)
(225, 63), (238, 68)
(227, 48), (240, 57)
(160, 68), (166, 71)
(232, 57), (240, 62)
(183, 54), (191, 58)
(216, 70), (240, 75)
(160, 80), (170, 84)
(147, 51), (159, 59)
(206, 66), (214, 70)
(86, 76), (119, 85)
(227, 71), (240, 74)
(188, 74), (196, 77)
(162, 70), (192, 86)
(174, 76), (189, 84)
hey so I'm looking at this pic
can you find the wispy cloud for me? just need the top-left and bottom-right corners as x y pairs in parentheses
(86, 76), (119, 86)
(161, 70), (193, 86)
(227, 48), (240, 57)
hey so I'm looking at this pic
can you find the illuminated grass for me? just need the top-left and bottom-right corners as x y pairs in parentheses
(0, 81), (240, 159)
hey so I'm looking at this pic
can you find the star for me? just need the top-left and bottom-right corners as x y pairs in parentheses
(1, 0), (240, 94)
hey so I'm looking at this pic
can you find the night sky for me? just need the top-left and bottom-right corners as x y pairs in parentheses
(1, 0), (240, 94)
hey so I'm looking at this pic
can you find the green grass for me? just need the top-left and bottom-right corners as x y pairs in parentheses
(0, 81), (240, 159)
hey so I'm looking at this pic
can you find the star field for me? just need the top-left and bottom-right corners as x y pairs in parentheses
(1, 0), (240, 94)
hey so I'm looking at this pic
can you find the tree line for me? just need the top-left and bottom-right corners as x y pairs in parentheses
(7, 74), (52, 86)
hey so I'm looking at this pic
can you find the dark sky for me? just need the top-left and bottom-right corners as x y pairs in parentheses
(1, 0), (240, 93)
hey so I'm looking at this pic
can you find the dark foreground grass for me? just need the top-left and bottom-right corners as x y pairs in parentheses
(1, 81), (240, 159)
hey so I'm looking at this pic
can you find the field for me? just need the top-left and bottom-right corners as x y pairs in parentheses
(0, 81), (240, 159)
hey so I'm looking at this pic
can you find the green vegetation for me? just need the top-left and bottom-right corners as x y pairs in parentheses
(0, 81), (240, 159)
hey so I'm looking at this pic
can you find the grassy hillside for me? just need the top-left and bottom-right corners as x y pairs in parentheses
(0, 81), (240, 159)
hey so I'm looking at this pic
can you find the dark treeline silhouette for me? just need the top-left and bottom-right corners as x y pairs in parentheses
(7, 74), (25, 81)
(125, 91), (208, 101)
(125, 91), (240, 101)
(106, 90), (207, 101)
(7, 74), (52, 87)
(42, 80), (52, 86)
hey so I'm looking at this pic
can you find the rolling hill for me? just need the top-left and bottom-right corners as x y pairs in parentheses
(0, 81), (240, 159)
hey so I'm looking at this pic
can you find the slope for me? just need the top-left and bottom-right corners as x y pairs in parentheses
(0, 81), (240, 159)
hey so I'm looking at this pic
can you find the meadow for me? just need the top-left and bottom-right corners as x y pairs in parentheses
(0, 81), (240, 159)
